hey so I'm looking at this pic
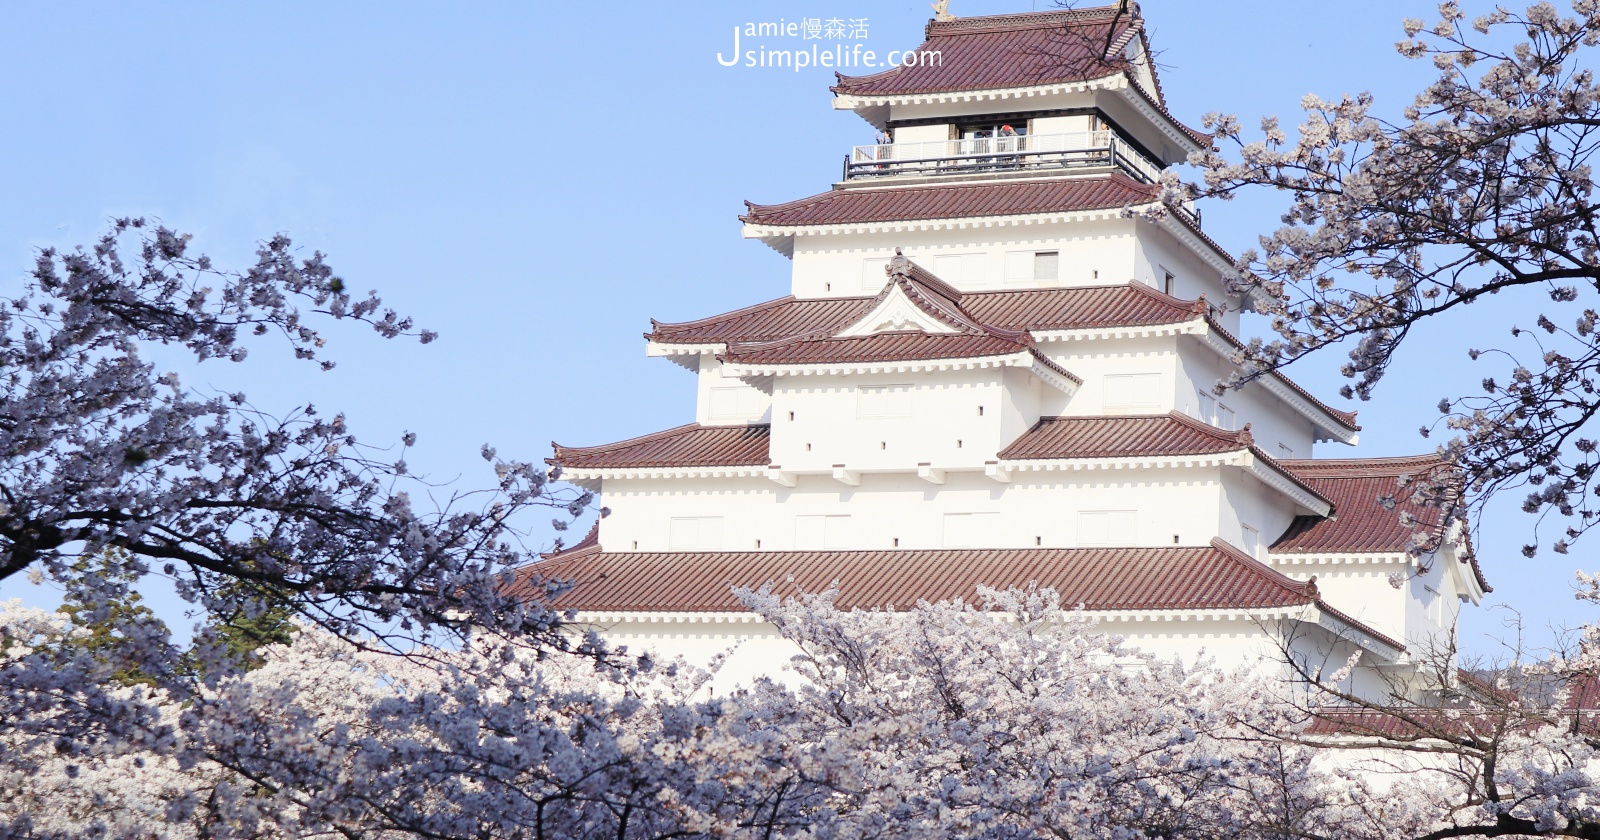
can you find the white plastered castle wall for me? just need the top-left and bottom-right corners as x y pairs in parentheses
(785, 219), (1243, 335)
(576, 613), (1395, 701)
(696, 355), (773, 425)
(597, 467), (1232, 554)
(768, 367), (1050, 473)
(1036, 334), (1179, 417)
(886, 91), (1097, 124)
(788, 219), (1140, 297)
(1174, 337), (1320, 458)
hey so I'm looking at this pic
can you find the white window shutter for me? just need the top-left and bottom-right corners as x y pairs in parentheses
(861, 258), (890, 293)
(1004, 251), (1033, 285)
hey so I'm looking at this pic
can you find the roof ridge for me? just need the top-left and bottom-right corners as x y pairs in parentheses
(929, 6), (1131, 35)
(1244, 442), (1338, 511)
(540, 520), (602, 560)
(1313, 598), (1409, 653)
(741, 191), (845, 218)
(1207, 536), (1319, 603)
(1122, 278), (1204, 313)
(1163, 409), (1247, 442)
(1278, 453), (1448, 470)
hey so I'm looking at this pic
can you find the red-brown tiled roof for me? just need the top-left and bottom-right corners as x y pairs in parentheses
(829, 8), (1209, 146)
(999, 412), (1333, 510)
(708, 254), (1082, 382)
(650, 283), (1197, 346)
(542, 519), (600, 560)
(832, 7), (1141, 98)
(722, 331), (1030, 366)
(966, 282), (1198, 330)
(1272, 456), (1451, 554)
(741, 174), (1158, 228)
(650, 296), (874, 344)
(999, 412), (1247, 460)
(1303, 708), (1505, 740)
(514, 536), (1319, 614)
(1272, 454), (1490, 592)
(550, 424), (770, 470)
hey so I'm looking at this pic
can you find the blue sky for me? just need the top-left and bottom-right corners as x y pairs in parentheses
(0, 0), (1580, 658)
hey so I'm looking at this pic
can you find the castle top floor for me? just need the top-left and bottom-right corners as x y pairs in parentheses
(829, 5), (1208, 189)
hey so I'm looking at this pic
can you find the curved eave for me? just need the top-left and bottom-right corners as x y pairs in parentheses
(556, 464), (771, 483)
(722, 348), (1082, 394)
(1190, 321), (1361, 445)
(557, 605), (1402, 660)
(831, 73), (1208, 159)
(741, 200), (1235, 278)
(997, 448), (1331, 517)
(1312, 600), (1407, 661)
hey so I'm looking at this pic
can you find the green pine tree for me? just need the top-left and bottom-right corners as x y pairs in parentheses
(201, 578), (297, 671)
(55, 552), (169, 687)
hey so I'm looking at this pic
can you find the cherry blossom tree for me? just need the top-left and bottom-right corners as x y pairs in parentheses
(3, 587), (1338, 839)
(0, 219), (600, 835)
(1183, 1), (1600, 556)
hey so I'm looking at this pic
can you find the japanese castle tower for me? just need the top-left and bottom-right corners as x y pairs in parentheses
(523, 6), (1489, 698)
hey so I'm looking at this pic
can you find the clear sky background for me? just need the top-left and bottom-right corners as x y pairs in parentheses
(0, 0), (1579, 658)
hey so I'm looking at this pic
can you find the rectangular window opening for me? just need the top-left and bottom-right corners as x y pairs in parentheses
(796, 514), (852, 550)
(857, 384), (913, 419)
(1103, 373), (1162, 413)
(669, 517), (724, 551)
(943, 512), (999, 549)
(1034, 251), (1060, 283)
(1079, 510), (1137, 547)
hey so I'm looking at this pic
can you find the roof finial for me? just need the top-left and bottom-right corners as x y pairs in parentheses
(886, 247), (913, 279)
(931, 0), (955, 22)
(1191, 293), (1209, 315)
(1237, 422), (1254, 447)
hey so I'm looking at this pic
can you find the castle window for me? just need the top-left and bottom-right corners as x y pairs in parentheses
(1241, 524), (1260, 558)
(933, 253), (987, 288)
(942, 512), (998, 548)
(1103, 373), (1161, 413)
(795, 514), (851, 550)
(669, 517), (724, 550)
(1034, 251), (1059, 282)
(857, 384), (912, 419)
(1004, 250), (1061, 286)
(861, 256), (891, 292)
(1079, 510), (1136, 546)
(709, 386), (761, 421)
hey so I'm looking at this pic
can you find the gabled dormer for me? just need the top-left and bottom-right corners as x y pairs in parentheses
(727, 251), (1080, 481)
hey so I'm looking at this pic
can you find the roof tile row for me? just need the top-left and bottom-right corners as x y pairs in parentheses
(831, 7), (1141, 98)
(742, 174), (1158, 228)
(649, 282), (1197, 347)
(550, 424), (770, 470)
(518, 537), (1316, 614)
